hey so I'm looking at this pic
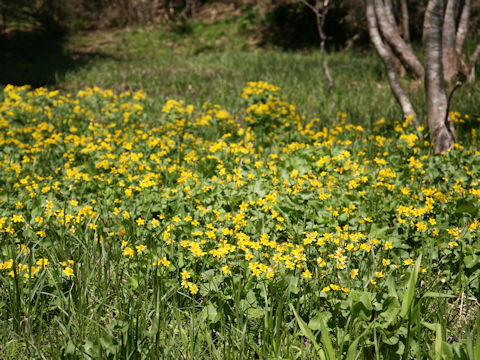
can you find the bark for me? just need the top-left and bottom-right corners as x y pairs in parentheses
(442, 0), (458, 80)
(374, 0), (424, 78)
(467, 43), (480, 81)
(456, 0), (471, 56)
(424, 0), (455, 154)
(383, 0), (397, 28)
(366, 0), (416, 122)
(400, 0), (410, 43)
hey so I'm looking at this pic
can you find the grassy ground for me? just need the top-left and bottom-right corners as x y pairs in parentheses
(2, 18), (479, 132)
(1, 17), (480, 360)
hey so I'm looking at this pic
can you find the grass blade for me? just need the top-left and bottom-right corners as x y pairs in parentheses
(400, 254), (422, 319)
(290, 304), (324, 358)
(435, 323), (442, 360)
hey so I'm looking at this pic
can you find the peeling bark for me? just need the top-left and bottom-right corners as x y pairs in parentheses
(442, 0), (458, 80)
(424, 0), (455, 154)
(366, 0), (416, 122)
(373, 0), (424, 78)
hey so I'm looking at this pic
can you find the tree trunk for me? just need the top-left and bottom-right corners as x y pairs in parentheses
(467, 43), (480, 82)
(456, 0), (471, 56)
(383, 0), (397, 28)
(424, 0), (455, 154)
(373, 0), (424, 78)
(442, 0), (458, 80)
(400, 0), (410, 43)
(366, 0), (416, 121)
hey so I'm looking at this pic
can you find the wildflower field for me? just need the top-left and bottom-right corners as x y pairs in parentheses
(0, 81), (479, 359)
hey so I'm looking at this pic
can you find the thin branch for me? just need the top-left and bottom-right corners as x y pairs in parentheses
(299, 0), (333, 91)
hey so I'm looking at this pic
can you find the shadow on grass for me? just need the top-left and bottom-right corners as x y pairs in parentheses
(0, 28), (115, 88)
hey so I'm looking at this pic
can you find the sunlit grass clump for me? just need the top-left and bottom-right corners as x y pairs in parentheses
(0, 83), (479, 359)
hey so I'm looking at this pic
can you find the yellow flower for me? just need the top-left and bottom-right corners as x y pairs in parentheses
(136, 244), (146, 252)
(181, 270), (190, 280)
(161, 257), (170, 267)
(322, 285), (331, 292)
(12, 214), (24, 223)
(63, 267), (74, 277)
(222, 265), (232, 275)
(385, 241), (393, 250)
(151, 218), (159, 228)
(188, 283), (199, 294)
(382, 258), (390, 266)
(302, 269), (313, 279)
(123, 247), (134, 257)
(123, 211), (130, 219)
(36, 258), (48, 267)
(375, 271), (384, 278)
(350, 269), (359, 279)
(403, 259), (414, 266)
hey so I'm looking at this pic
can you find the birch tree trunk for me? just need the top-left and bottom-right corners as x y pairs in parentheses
(424, 0), (456, 154)
(442, 0), (458, 80)
(366, 0), (416, 121)
(373, 0), (424, 78)
(400, 0), (410, 43)
(455, 0), (471, 56)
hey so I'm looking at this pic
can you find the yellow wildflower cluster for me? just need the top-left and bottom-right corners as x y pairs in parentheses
(0, 82), (478, 302)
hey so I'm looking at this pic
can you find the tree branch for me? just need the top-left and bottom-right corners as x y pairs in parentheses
(366, 0), (416, 122)
(373, 0), (424, 78)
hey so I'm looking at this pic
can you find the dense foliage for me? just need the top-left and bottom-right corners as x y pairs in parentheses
(0, 83), (479, 358)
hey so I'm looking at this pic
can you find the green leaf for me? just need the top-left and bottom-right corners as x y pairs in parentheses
(379, 295), (401, 327)
(464, 255), (480, 269)
(207, 302), (218, 323)
(309, 311), (331, 331)
(247, 307), (265, 319)
(126, 276), (139, 290)
(100, 335), (116, 355)
(318, 317), (336, 360)
(290, 304), (321, 354)
(350, 291), (373, 321)
(435, 323), (443, 360)
(346, 324), (372, 360)
(400, 254), (421, 319)
(422, 292), (456, 299)
(421, 321), (437, 331)
(454, 200), (478, 216)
